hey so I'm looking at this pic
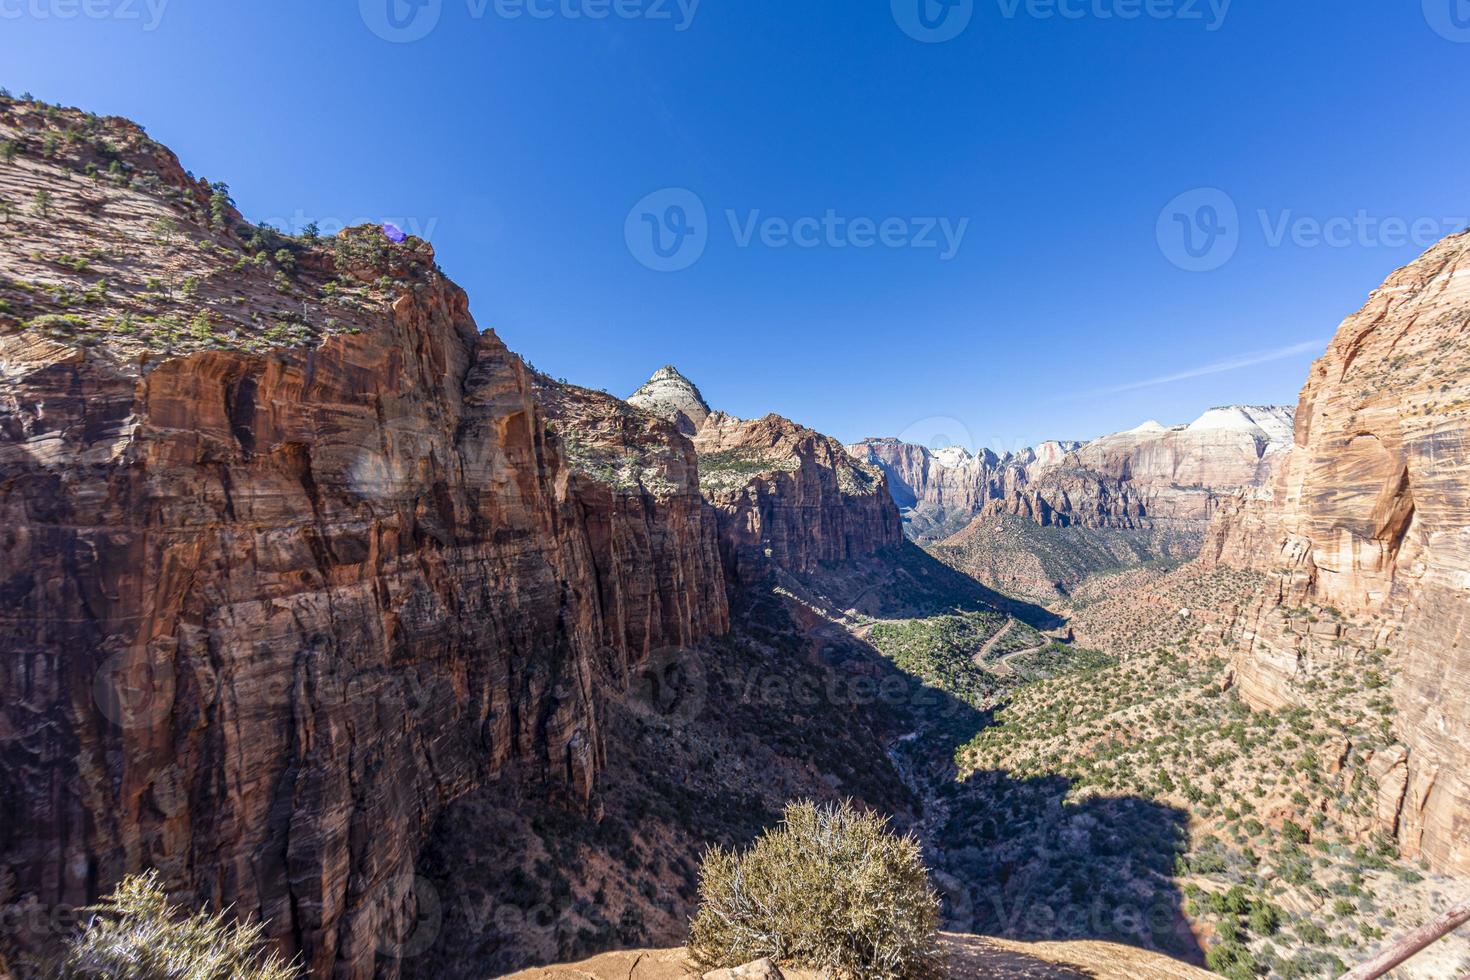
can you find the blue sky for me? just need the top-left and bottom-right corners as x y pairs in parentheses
(4, 1), (1468, 450)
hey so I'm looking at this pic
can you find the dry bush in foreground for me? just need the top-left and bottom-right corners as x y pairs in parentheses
(688, 800), (943, 980)
(34, 871), (300, 980)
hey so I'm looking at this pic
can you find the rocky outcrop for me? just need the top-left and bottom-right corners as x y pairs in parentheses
(627, 365), (712, 437)
(693, 413), (902, 582)
(848, 438), (1028, 540)
(622, 368), (906, 583)
(1076, 408), (1294, 493)
(1204, 230), (1470, 875)
(499, 935), (1214, 980)
(851, 407), (1292, 543)
(533, 375), (729, 656)
(0, 100), (728, 978)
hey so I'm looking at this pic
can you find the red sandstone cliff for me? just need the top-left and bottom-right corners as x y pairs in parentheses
(623, 368), (905, 582)
(693, 412), (904, 582)
(1204, 230), (1470, 875)
(0, 99), (729, 978)
(0, 97), (914, 979)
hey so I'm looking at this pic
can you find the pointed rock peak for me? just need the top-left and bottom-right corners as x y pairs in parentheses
(628, 365), (713, 437)
(648, 364), (693, 383)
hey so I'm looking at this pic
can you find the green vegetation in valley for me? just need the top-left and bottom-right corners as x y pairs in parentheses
(868, 611), (1006, 707)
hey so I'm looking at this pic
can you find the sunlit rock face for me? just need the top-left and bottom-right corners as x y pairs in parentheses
(625, 367), (905, 581)
(627, 364), (712, 437)
(0, 102), (728, 979)
(849, 405), (1293, 540)
(694, 412), (903, 582)
(1204, 230), (1470, 876)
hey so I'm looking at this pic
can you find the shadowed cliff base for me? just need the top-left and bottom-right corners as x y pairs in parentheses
(936, 772), (1199, 966)
(401, 556), (1199, 978)
(389, 541), (1196, 978)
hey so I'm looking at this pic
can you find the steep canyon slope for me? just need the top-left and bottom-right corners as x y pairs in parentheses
(0, 98), (909, 978)
(1204, 230), (1470, 877)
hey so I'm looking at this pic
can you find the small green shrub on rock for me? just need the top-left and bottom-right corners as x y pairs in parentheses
(688, 799), (943, 980)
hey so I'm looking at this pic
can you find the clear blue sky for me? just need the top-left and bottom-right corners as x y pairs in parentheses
(5, 1), (1468, 450)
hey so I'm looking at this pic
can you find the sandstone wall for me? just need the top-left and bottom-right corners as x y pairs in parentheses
(0, 263), (727, 979)
(852, 408), (1290, 543)
(695, 413), (903, 581)
(1204, 230), (1470, 875)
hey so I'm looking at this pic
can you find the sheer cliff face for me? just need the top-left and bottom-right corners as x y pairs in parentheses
(694, 413), (903, 581)
(0, 102), (727, 977)
(624, 368), (906, 580)
(847, 438), (1023, 538)
(1205, 231), (1470, 875)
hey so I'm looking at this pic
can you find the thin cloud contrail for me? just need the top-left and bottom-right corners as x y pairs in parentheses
(1081, 339), (1328, 397)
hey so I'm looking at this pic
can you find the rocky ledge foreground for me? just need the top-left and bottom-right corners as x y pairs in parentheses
(499, 934), (1213, 980)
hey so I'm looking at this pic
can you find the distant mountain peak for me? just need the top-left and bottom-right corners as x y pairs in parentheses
(627, 365), (713, 436)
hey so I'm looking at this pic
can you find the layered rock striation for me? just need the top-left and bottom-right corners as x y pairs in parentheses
(0, 99), (909, 979)
(626, 365), (711, 437)
(0, 100), (729, 978)
(1204, 230), (1470, 875)
(851, 406), (1293, 544)
(624, 368), (904, 582)
(693, 412), (902, 581)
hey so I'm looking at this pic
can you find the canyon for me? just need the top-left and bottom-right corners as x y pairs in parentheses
(1, 92), (1468, 980)
(852, 404), (1294, 541)
(0, 100), (906, 978)
(851, 407), (1295, 604)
